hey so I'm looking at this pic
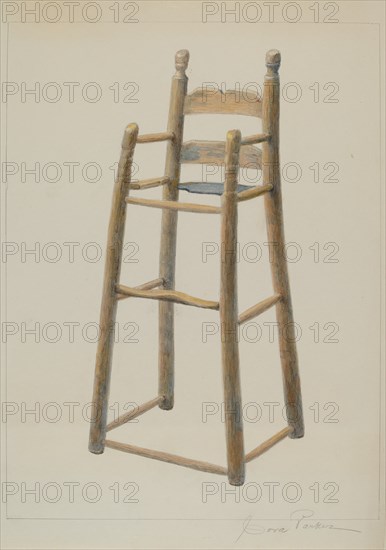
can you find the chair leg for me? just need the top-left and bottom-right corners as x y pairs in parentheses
(158, 50), (189, 410)
(263, 50), (304, 438)
(88, 124), (138, 454)
(158, 209), (178, 410)
(220, 130), (245, 486)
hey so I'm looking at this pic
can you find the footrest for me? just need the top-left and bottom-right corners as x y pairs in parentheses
(106, 396), (162, 432)
(238, 294), (281, 324)
(116, 284), (219, 310)
(245, 426), (293, 463)
(105, 440), (227, 475)
(126, 196), (221, 214)
(116, 278), (163, 301)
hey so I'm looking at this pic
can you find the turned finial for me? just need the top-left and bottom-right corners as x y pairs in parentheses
(175, 49), (190, 76)
(265, 49), (281, 74)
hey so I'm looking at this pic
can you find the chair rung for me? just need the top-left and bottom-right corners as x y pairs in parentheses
(238, 294), (282, 325)
(241, 133), (271, 145)
(237, 184), (273, 202)
(126, 196), (221, 214)
(116, 284), (219, 310)
(106, 396), (162, 432)
(136, 132), (174, 143)
(116, 278), (163, 301)
(245, 426), (294, 463)
(105, 440), (227, 475)
(129, 177), (171, 190)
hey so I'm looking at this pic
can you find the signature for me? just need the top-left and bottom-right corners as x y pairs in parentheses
(235, 509), (361, 542)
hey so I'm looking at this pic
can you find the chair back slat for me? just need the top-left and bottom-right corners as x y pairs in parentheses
(184, 88), (262, 118)
(181, 140), (262, 169)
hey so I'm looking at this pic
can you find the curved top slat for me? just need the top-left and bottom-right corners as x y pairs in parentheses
(184, 88), (262, 117)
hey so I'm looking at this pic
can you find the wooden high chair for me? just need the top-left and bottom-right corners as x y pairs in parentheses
(89, 49), (304, 486)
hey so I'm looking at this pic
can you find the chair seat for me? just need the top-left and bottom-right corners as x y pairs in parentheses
(178, 182), (254, 196)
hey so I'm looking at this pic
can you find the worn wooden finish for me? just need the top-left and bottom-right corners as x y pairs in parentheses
(116, 284), (219, 310)
(126, 196), (221, 214)
(220, 129), (245, 486)
(241, 133), (270, 145)
(181, 140), (261, 170)
(136, 132), (174, 143)
(89, 123), (138, 454)
(158, 50), (189, 410)
(106, 396), (162, 432)
(90, 49), (304, 482)
(238, 294), (282, 325)
(105, 440), (227, 475)
(129, 177), (170, 190)
(116, 277), (164, 301)
(237, 184), (273, 202)
(262, 50), (304, 439)
(184, 87), (262, 117)
(245, 426), (293, 463)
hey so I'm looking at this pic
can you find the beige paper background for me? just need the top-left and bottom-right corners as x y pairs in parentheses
(1, 1), (385, 548)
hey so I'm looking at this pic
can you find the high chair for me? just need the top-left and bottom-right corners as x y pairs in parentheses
(89, 49), (304, 486)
